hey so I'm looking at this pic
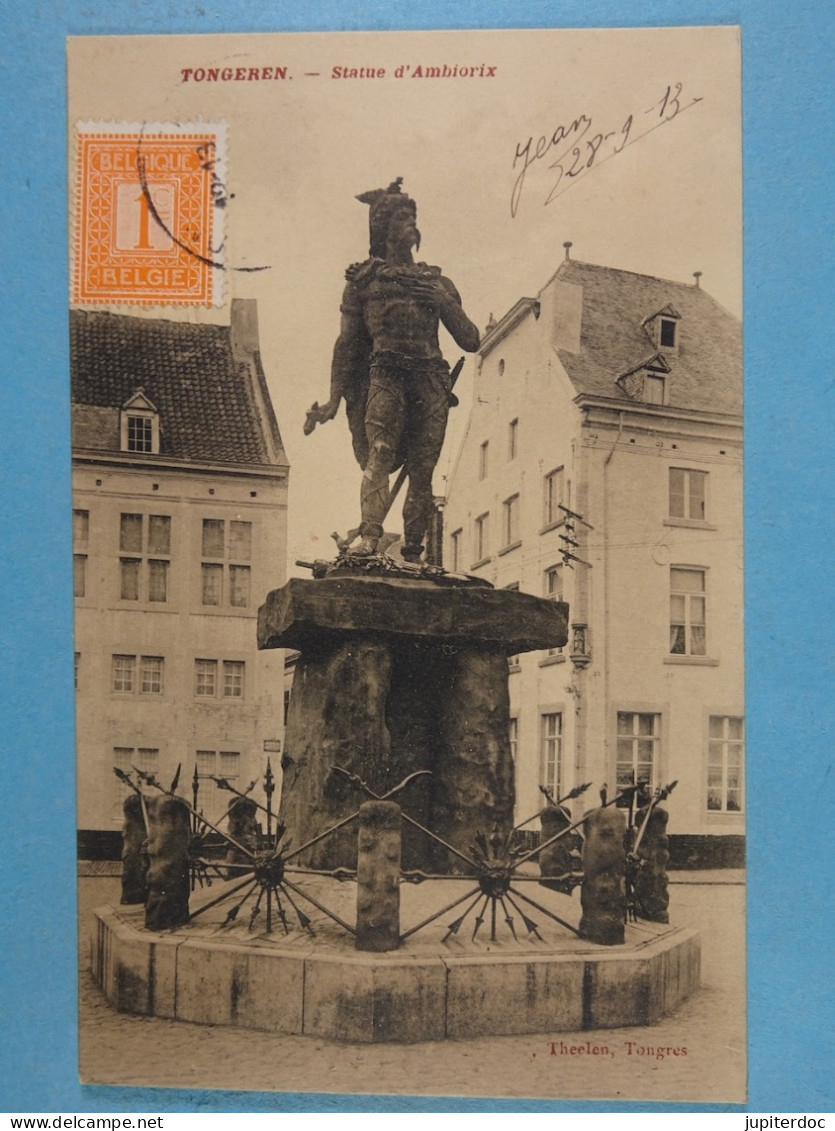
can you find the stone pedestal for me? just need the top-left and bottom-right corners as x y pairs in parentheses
(259, 573), (567, 871)
(120, 793), (148, 905)
(145, 795), (191, 931)
(579, 805), (627, 945)
(538, 804), (583, 894)
(355, 801), (401, 951)
(632, 804), (671, 922)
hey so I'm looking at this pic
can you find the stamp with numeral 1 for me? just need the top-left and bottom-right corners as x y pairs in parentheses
(72, 122), (226, 306)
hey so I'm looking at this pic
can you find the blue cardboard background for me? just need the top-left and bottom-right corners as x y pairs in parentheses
(1, 0), (832, 1113)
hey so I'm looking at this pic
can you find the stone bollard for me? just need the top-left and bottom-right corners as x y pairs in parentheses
(538, 804), (583, 895)
(579, 805), (627, 945)
(120, 792), (148, 905)
(225, 797), (259, 878)
(144, 794), (191, 930)
(355, 801), (401, 952)
(631, 804), (670, 923)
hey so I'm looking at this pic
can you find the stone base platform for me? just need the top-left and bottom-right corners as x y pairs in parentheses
(91, 877), (700, 1044)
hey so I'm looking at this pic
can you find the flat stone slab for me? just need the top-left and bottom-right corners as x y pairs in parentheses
(91, 891), (700, 1043)
(258, 576), (568, 655)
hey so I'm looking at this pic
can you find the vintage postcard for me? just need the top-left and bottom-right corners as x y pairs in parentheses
(69, 26), (744, 1103)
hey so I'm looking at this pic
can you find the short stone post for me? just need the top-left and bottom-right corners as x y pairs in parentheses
(632, 804), (670, 922)
(538, 804), (583, 894)
(579, 805), (627, 945)
(144, 794), (191, 930)
(120, 792), (148, 905)
(355, 801), (401, 952)
(225, 797), (259, 878)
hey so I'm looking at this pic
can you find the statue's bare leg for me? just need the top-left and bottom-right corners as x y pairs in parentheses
(402, 369), (449, 559)
(358, 368), (406, 553)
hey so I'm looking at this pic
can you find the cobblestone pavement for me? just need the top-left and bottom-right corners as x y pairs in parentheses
(78, 873), (745, 1105)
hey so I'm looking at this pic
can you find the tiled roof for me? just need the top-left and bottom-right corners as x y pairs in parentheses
(554, 261), (742, 416)
(70, 310), (286, 466)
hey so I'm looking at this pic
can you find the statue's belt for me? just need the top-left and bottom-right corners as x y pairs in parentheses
(369, 351), (450, 377)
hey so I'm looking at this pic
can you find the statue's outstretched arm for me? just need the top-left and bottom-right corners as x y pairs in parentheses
(304, 291), (369, 435)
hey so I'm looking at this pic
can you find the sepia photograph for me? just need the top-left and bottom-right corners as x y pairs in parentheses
(65, 25), (747, 1104)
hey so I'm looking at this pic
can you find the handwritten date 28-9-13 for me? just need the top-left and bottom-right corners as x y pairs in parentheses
(510, 83), (703, 218)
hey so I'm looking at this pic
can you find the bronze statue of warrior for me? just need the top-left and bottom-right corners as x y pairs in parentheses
(305, 178), (480, 562)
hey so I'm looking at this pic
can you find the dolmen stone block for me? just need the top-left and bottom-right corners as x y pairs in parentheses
(259, 573), (568, 873)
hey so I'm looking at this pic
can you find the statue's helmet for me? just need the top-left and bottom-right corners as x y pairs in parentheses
(356, 177), (419, 257)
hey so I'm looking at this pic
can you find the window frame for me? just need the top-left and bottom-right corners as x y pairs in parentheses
(501, 493), (520, 550)
(706, 714), (745, 814)
(615, 710), (662, 794)
(540, 711), (564, 799)
(201, 518), (253, 609)
(542, 466), (565, 529)
(473, 512), (490, 565)
(118, 512), (171, 604)
(669, 565), (707, 657)
(508, 418), (519, 461)
(669, 466), (708, 523)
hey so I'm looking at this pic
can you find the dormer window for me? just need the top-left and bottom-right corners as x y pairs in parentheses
(127, 414), (153, 452)
(120, 389), (160, 454)
(659, 318), (677, 349)
(643, 305), (681, 354)
(643, 374), (666, 404)
(616, 354), (670, 405)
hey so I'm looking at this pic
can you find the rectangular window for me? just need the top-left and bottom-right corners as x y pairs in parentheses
(73, 509), (89, 546)
(508, 716), (518, 762)
(540, 712), (563, 798)
(120, 557), (140, 600)
(508, 419), (518, 460)
(474, 512), (489, 562)
(74, 652), (80, 691)
(119, 513), (171, 603)
(195, 659), (218, 697)
(120, 513), (143, 553)
(112, 654), (136, 693)
(127, 415), (153, 453)
(148, 514), (171, 554)
(111, 744), (159, 817)
(194, 750), (239, 819)
(222, 660), (245, 698)
(544, 565), (563, 656)
(616, 712), (660, 792)
(196, 749), (217, 778)
(502, 494), (520, 547)
(478, 441), (489, 481)
(644, 375), (665, 404)
(202, 518), (253, 608)
(670, 567), (707, 655)
(450, 528), (463, 572)
(73, 554), (87, 598)
(229, 565), (251, 608)
(660, 318), (677, 348)
(707, 716), (744, 812)
(669, 467), (707, 521)
(113, 655), (163, 694)
(140, 656), (163, 695)
(201, 563), (223, 606)
(220, 751), (240, 780)
(543, 467), (564, 527)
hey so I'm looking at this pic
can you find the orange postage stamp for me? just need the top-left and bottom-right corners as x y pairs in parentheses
(72, 123), (226, 306)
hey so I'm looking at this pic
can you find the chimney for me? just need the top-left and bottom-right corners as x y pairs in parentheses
(563, 241), (573, 261)
(693, 271), (702, 289)
(230, 297), (260, 356)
